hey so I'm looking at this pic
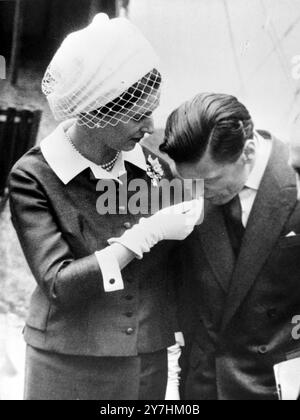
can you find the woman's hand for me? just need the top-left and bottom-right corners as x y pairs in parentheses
(149, 199), (204, 241)
(108, 199), (204, 259)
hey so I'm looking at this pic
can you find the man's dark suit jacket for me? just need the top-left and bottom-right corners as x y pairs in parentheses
(9, 145), (178, 358)
(178, 132), (300, 400)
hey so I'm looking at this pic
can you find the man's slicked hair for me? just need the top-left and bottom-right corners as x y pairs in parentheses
(160, 93), (254, 164)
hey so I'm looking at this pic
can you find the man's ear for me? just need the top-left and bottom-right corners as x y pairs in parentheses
(241, 139), (256, 163)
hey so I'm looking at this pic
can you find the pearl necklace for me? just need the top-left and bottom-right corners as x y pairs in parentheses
(65, 131), (121, 172)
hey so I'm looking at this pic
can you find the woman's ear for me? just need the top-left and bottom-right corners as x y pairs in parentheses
(242, 139), (256, 164)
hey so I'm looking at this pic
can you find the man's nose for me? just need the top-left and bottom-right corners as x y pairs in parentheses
(141, 117), (154, 135)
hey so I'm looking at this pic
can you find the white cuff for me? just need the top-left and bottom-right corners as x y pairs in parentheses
(175, 332), (185, 347)
(95, 247), (124, 293)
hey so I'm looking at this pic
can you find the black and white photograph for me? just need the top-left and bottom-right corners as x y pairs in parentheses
(1, 0), (300, 402)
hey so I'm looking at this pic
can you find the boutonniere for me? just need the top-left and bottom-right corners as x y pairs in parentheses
(146, 155), (164, 187)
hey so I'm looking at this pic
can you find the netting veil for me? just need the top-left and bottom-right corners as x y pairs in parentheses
(42, 67), (161, 129)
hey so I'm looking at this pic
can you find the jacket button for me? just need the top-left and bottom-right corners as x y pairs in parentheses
(126, 328), (135, 335)
(125, 312), (134, 318)
(258, 346), (268, 355)
(126, 278), (134, 284)
(109, 279), (116, 285)
(124, 222), (132, 229)
(125, 295), (134, 301)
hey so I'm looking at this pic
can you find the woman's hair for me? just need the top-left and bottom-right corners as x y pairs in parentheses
(89, 68), (162, 119)
(160, 93), (254, 164)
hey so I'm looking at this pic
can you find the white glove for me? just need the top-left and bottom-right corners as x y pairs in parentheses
(165, 332), (185, 401)
(108, 199), (203, 259)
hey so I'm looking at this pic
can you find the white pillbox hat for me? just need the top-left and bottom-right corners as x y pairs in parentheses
(42, 13), (161, 128)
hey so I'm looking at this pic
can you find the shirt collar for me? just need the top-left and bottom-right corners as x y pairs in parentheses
(40, 120), (147, 185)
(244, 131), (272, 191)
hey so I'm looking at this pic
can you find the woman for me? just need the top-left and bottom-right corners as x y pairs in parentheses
(9, 14), (202, 400)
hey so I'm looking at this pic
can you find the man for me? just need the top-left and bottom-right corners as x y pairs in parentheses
(9, 14), (201, 400)
(160, 93), (300, 400)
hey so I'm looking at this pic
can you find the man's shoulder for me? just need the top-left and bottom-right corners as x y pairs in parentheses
(258, 129), (287, 152)
(261, 130), (296, 185)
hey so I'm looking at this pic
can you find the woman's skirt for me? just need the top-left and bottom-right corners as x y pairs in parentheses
(24, 345), (168, 400)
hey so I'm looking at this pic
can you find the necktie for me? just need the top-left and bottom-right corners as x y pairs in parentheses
(223, 195), (245, 257)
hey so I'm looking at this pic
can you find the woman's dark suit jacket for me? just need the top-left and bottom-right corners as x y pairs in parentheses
(9, 140), (178, 358)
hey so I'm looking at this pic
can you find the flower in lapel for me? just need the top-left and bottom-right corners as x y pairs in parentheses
(146, 155), (164, 187)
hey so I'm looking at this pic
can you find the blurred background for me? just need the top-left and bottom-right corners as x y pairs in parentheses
(0, 0), (300, 400)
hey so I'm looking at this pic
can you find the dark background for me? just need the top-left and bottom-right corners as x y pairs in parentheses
(0, 0), (119, 64)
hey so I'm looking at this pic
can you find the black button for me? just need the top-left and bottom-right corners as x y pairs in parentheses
(126, 328), (135, 335)
(126, 278), (134, 284)
(125, 295), (134, 301)
(109, 279), (116, 285)
(124, 222), (132, 229)
(258, 346), (268, 355)
(125, 312), (134, 318)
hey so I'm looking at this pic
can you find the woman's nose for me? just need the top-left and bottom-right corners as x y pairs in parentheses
(141, 117), (154, 135)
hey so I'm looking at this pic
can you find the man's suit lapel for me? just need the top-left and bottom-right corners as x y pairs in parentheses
(221, 138), (298, 330)
(198, 201), (235, 293)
